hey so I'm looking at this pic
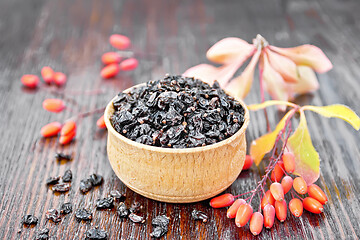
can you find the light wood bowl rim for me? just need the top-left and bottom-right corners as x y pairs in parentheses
(104, 83), (249, 154)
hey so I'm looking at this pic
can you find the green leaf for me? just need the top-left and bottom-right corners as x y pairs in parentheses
(250, 110), (294, 165)
(303, 104), (360, 130)
(287, 110), (320, 185)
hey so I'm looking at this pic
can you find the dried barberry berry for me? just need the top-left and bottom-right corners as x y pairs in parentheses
(35, 228), (49, 240)
(62, 169), (72, 182)
(129, 202), (142, 213)
(46, 209), (61, 223)
(110, 75), (245, 148)
(52, 183), (71, 192)
(22, 215), (38, 226)
(96, 197), (114, 209)
(191, 209), (208, 223)
(55, 153), (72, 161)
(89, 173), (103, 186)
(75, 208), (92, 221)
(150, 215), (170, 238)
(85, 228), (108, 240)
(128, 213), (145, 223)
(110, 190), (125, 200)
(80, 179), (93, 193)
(117, 202), (129, 218)
(60, 202), (72, 214)
(46, 176), (60, 185)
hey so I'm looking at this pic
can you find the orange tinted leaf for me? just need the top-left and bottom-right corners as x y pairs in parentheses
(290, 66), (319, 96)
(302, 104), (360, 130)
(250, 109), (295, 165)
(206, 37), (255, 64)
(287, 110), (320, 185)
(261, 53), (290, 108)
(225, 50), (261, 99)
(266, 49), (299, 83)
(269, 45), (333, 73)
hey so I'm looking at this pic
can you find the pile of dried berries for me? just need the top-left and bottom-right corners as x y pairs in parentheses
(80, 173), (104, 193)
(111, 75), (245, 148)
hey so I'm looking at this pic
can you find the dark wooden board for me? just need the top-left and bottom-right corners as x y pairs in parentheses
(1, 0), (360, 239)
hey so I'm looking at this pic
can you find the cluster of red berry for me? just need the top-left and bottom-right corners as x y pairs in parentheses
(210, 152), (328, 236)
(100, 34), (138, 79)
(21, 66), (67, 89)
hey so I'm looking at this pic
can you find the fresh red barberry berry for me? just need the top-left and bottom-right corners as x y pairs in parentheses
(235, 203), (253, 227)
(261, 190), (275, 209)
(281, 176), (293, 194)
(250, 212), (263, 236)
(59, 130), (76, 145)
(242, 155), (253, 170)
(271, 162), (284, 182)
(282, 152), (295, 173)
(119, 58), (138, 71)
(101, 52), (121, 65)
(96, 115), (106, 129)
(54, 72), (67, 86)
(101, 63), (120, 79)
(270, 182), (284, 202)
(61, 121), (76, 136)
(41, 66), (55, 84)
(21, 74), (39, 88)
(210, 193), (234, 208)
(109, 34), (131, 50)
(42, 99), (65, 113)
(275, 200), (287, 222)
(263, 204), (275, 229)
(303, 197), (323, 214)
(289, 198), (303, 217)
(293, 177), (308, 194)
(308, 184), (328, 205)
(40, 122), (62, 137)
(227, 199), (246, 219)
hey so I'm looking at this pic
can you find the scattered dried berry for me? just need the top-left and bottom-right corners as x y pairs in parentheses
(60, 202), (72, 214)
(42, 99), (65, 113)
(40, 122), (62, 137)
(41, 66), (55, 84)
(129, 202), (142, 213)
(22, 215), (38, 226)
(119, 58), (138, 71)
(85, 228), (108, 240)
(117, 202), (129, 217)
(89, 173), (103, 186)
(150, 215), (170, 238)
(109, 34), (131, 50)
(52, 183), (71, 192)
(80, 179), (93, 193)
(21, 74), (39, 88)
(111, 75), (245, 148)
(75, 208), (92, 221)
(96, 197), (114, 209)
(110, 190), (124, 200)
(62, 169), (72, 182)
(35, 228), (49, 240)
(102, 52), (121, 65)
(46, 209), (61, 223)
(128, 213), (145, 223)
(55, 153), (72, 161)
(54, 72), (67, 86)
(191, 209), (208, 223)
(46, 176), (60, 185)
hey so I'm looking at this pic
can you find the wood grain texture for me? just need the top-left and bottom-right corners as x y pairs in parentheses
(0, 0), (360, 239)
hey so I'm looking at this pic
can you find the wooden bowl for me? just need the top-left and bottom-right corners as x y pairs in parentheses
(104, 83), (250, 203)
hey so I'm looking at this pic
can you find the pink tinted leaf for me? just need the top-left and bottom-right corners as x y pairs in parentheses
(287, 110), (320, 185)
(261, 53), (290, 109)
(225, 50), (261, 99)
(290, 66), (319, 96)
(183, 61), (242, 87)
(206, 37), (256, 64)
(265, 49), (299, 83)
(269, 45), (333, 73)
